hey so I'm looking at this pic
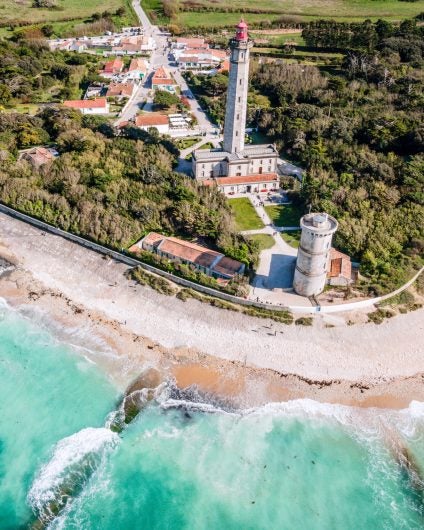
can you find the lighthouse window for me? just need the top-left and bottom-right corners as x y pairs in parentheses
(235, 131), (238, 136)
(237, 114), (240, 120)
(238, 97), (241, 102)
(239, 79), (242, 86)
(241, 52), (244, 59)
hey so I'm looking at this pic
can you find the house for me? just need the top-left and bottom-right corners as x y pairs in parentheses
(135, 113), (169, 134)
(84, 84), (106, 99)
(63, 98), (109, 115)
(130, 232), (245, 280)
(70, 40), (87, 53)
(48, 39), (72, 51)
(20, 146), (58, 168)
(327, 248), (353, 285)
(106, 82), (136, 99)
(127, 58), (149, 81)
(152, 66), (176, 92)
(203, 173), (279, 196)
(99, 58), (124, 78)
(173, 37), (207, 50)
(112, 35), (155, 55)
(173, 43), (229, 71)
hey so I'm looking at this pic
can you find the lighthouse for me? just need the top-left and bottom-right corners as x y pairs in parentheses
(191, 20), (279, 193)
(222, 19), (253, 154)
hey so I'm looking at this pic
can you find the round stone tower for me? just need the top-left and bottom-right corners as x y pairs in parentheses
(293, 212), (338, 297)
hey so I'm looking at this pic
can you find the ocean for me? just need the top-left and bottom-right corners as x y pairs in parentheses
(0, 298), (423, 530)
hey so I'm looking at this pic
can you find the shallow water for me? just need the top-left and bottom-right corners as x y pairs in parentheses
(0, 300), (423, 529)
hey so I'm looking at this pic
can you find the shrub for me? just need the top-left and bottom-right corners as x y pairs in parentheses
(295, 317), (313, 326)
(129, 267), (177, 296)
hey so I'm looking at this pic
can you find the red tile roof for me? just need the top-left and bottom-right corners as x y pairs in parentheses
(219, 59), (230, 72)
(153, 78), (175, 85)
(129, 58), (148, 72)
(135, 113), (169, 126)
(210, 49), (227, 59)
(328, 248), (352, 279)
(213, 256), (244, 276)
(153, 66), (171, 79)
(21, 147), (54, 166)
(160, 237), (221, 268)
(103, 58), (123, 73)
(176, 38), (207, 48)
(204, 173), (279, 187)
(106, 82), (135, 97)
(63, 98), (107, 109)
(142, 232), (164, 247)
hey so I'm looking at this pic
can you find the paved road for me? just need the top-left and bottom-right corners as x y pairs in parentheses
(278, 157), (304, 180)
(132, 0), (153, 33)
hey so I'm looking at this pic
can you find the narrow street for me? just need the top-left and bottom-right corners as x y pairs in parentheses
(116, 0), (217, 134)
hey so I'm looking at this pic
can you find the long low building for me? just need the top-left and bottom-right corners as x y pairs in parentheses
(63, 98), (109, 115)
(130, 232), (245, 280)
(203, 173), (279, 195)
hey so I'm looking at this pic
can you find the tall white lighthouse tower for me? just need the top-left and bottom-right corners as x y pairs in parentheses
(293, 213), (338, 297)
(222, 20), (253, 154)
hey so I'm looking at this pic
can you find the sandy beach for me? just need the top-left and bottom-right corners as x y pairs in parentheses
(0, 212), (423, 409)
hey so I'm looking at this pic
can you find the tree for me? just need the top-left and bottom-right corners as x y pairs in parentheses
(153, 90), (180, 109)
(41, 24), (54, 37)
(204, 74), (228, 97)
(0, 84), (12, 104)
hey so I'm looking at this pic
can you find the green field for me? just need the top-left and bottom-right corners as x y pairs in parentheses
(247, 233), (276, 251)
(229, 198), (264, 231)
(0, 0), (137, 36)
(181, 0), (424, 22)
(251, 32), (306, 47)
(141, 0), (424, 28)
(265, 204), (302, 227)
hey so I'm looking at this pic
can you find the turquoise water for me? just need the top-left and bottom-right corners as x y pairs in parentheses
(0, 299), (423, 529)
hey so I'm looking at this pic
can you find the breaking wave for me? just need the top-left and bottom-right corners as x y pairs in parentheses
(28, 427), (119, 524)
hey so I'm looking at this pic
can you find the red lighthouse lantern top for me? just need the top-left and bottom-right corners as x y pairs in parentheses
(235, 19), (248, 41)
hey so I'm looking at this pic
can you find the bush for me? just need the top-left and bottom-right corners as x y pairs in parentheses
(129, 267), (177, 296)
(295, 317), (313, 326)
(367, 308), (395, 324)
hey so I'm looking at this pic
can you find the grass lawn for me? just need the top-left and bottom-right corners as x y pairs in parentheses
(2, 103), (41, 115)
(0, 0), (137, 36)
(229, 198), (264, 231)
(265, 204), (302, 227)
(280, 230), (301, 248)
(247, 233), (275, 251)
(199, 142), (215, 149)
(176, 137), (200, 149)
